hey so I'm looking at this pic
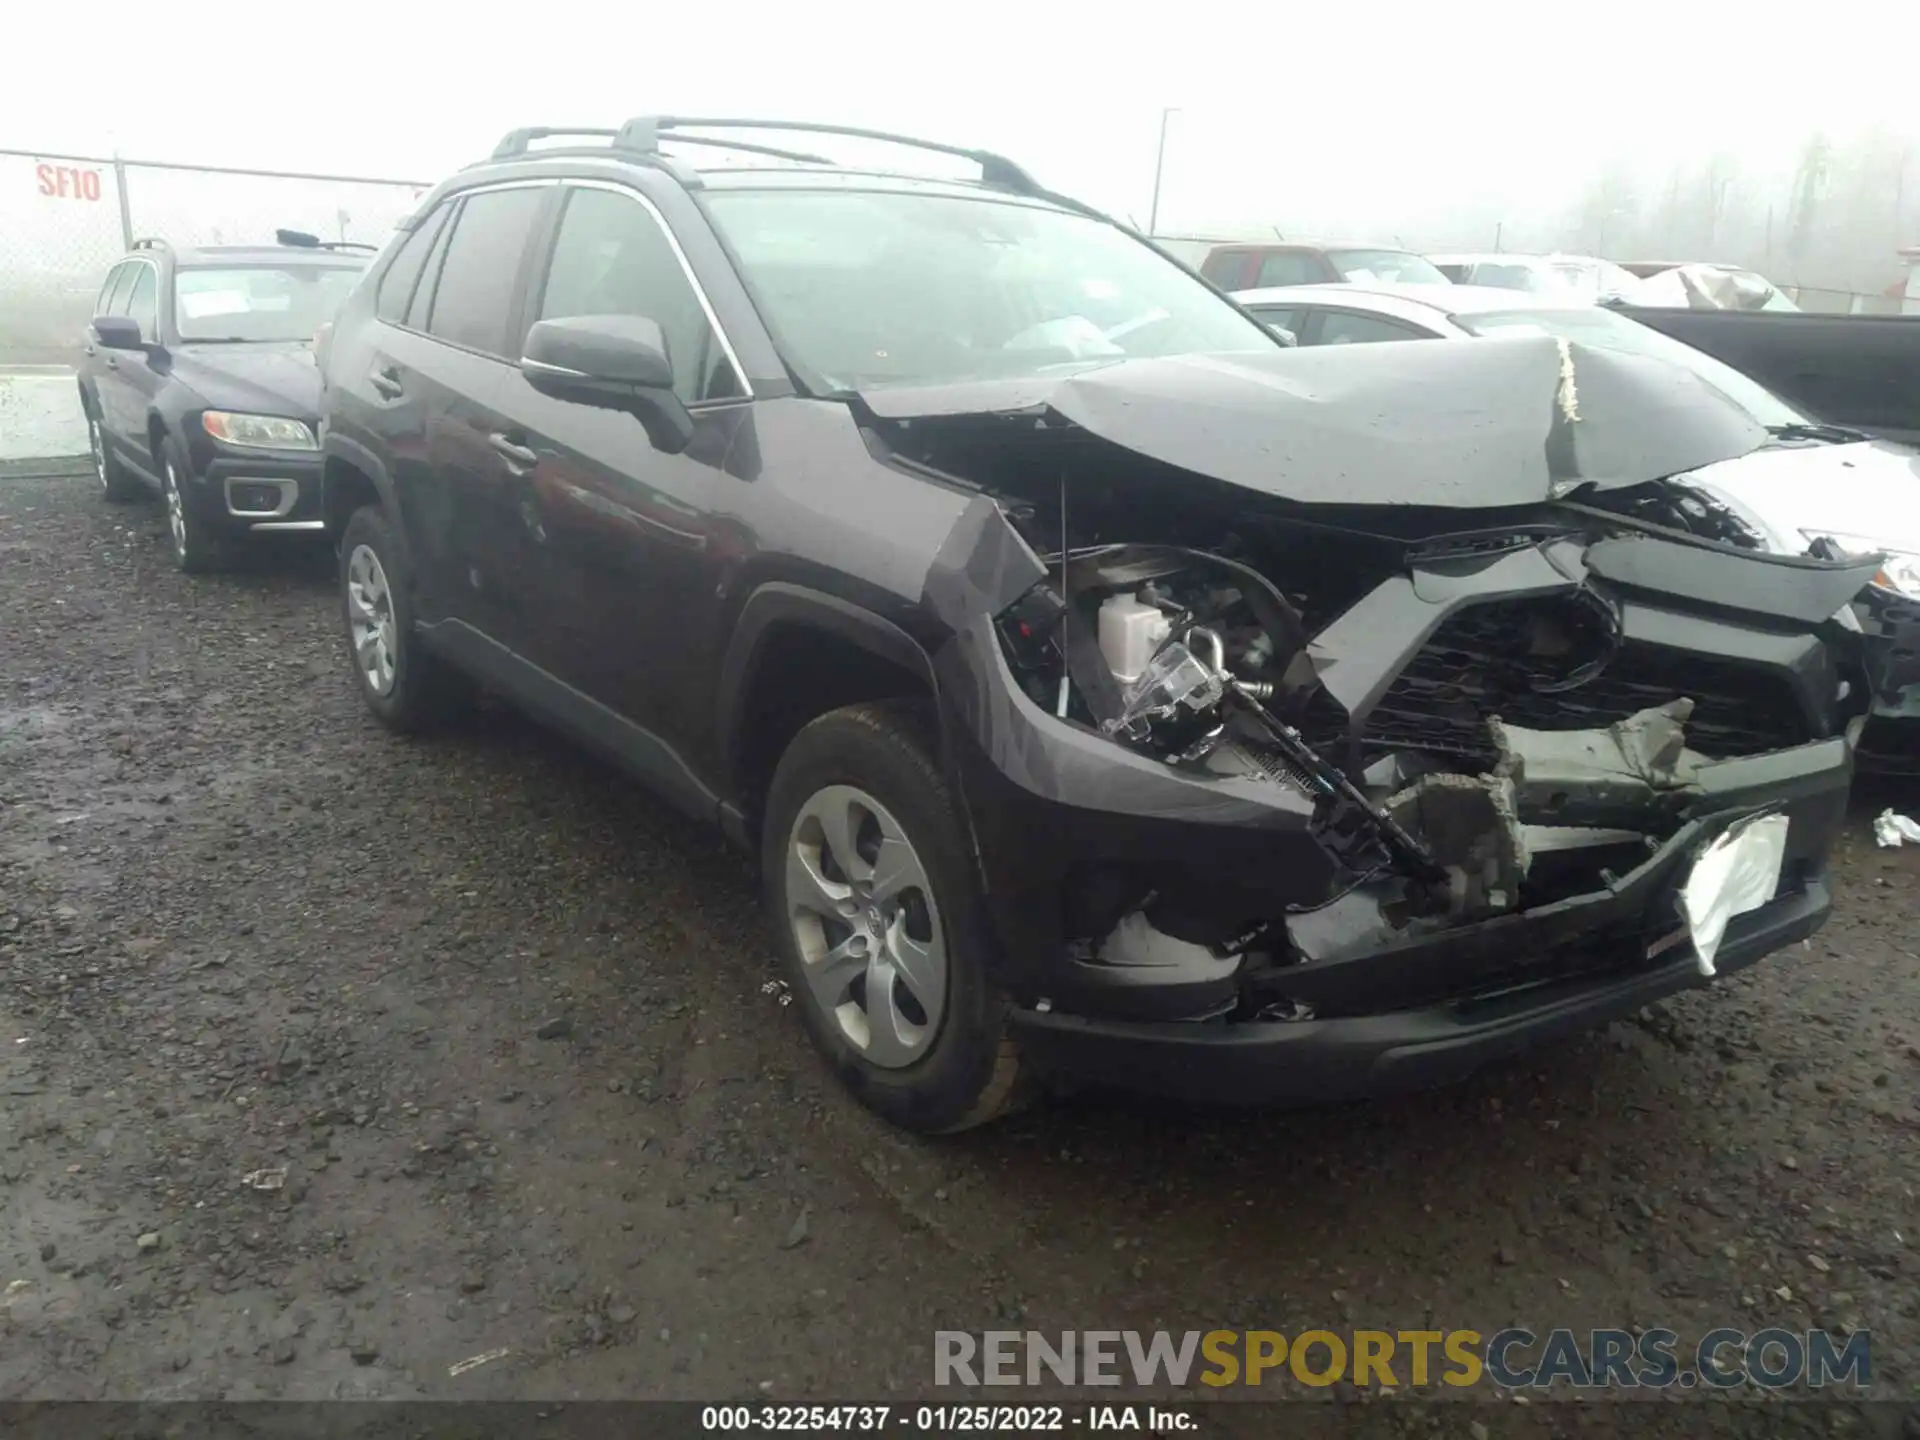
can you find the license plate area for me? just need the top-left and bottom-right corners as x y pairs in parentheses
(1677, 812), (1789, 976)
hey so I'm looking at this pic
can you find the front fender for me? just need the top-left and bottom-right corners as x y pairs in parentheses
(715, 581), (942, 844)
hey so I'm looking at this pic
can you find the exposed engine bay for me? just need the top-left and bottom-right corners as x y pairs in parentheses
(996, 540), (1725, 924)
(881, 337), (1881, 1025)
(974, 528), (1853, 1023)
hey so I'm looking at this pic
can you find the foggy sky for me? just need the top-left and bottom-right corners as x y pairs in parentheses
(4, 0), (1914, 242)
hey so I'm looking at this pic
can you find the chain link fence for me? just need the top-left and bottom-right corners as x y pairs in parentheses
(0, 149), (428, 366)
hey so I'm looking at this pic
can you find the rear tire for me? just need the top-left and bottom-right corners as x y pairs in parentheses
(86, 404), (141, 503)
(338, 503), (473, 732)
(762, 701), (1024, 1134)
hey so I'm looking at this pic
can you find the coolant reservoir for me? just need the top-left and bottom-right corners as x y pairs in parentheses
(1098, 593), (1172, 683)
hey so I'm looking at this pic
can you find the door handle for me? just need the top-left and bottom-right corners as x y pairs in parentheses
(105, 356), (118, 370)
(83, 344), (96, 357)
(487, 432), (539, 474)
(369, 366), (403, 399)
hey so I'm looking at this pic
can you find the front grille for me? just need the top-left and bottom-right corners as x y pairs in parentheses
(1304, 597), (1811, 765)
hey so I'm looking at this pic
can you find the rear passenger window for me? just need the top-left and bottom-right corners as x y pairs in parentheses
(97, 263), (134, 317)
(1200, 252), (1248, 288)
(125, 266), (158, 340)
(1255, 253), (1323, 288)
(534, 186), (743, 403)
(425, 186), (546, 355)
(406, 210), (455, 332)
(377, 206), (450, 325)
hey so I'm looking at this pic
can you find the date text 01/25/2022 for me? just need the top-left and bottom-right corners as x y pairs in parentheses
(700, 1405), (1193, 1432)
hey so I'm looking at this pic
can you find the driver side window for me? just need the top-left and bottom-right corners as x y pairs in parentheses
(534, 187), (742, 404)
(1316, 311), (1433, 345)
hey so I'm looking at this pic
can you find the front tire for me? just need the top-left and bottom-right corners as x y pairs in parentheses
(338, 503), (472, 732)
(159, 440), (228, 573)
(762, 701), (1023, 1133)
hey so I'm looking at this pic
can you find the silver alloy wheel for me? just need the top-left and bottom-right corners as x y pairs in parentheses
(88, 417), (107, 491)
(786, 783), (946, 1068)
(344, 543), (398, 696)
(163, 459), (188, 557)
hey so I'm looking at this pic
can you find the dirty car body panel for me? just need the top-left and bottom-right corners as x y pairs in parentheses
(325, 157), (1863, 1108)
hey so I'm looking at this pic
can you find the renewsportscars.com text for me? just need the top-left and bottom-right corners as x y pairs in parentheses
(934, 1328), (1871, 1390)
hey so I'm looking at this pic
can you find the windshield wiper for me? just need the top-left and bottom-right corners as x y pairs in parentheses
(1765, 421), (1871, 445)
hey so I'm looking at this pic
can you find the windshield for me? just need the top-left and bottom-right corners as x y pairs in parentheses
(1455, 305), (1807, 427)
(1327, 249), (1451, 285)
(702, 190), (1279, 391)
(174, 264), (364, 342)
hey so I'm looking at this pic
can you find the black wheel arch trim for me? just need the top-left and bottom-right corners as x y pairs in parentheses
(715, 583), (964, 848)
(320, 434), (401, 533)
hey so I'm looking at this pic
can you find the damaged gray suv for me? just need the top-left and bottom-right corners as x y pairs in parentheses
(318, 118), (1871, 1133)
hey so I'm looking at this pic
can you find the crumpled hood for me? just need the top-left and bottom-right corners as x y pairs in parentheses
(858, 335), (1770, 509)
(167, 342), (321, 420)
(1680, 438), (1920, 557)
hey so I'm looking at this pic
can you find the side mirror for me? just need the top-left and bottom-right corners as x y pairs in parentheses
(92, 315), (144, 350)
(1267, 323), (1299, 347)
(520, 315), (693, 455)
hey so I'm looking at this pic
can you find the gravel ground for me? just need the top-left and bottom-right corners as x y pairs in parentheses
(3, 472), (1919, 1425)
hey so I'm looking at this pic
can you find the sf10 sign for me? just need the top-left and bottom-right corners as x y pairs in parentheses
(36, 162), (105, 201)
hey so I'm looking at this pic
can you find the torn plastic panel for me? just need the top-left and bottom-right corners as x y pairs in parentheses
(921, 493), (1051, 635)
(1580, 532), (1882, 627)
(1272, 739), (1844, 1018)
(1854, 583), (1920, 722)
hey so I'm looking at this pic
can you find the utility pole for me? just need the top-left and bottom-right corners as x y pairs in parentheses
(1895, 141), (1910, 252)
(1147, 107), (1179, 236)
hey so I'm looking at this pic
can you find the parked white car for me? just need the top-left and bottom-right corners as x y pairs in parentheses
(1621, 261), (1801, 310)
(1230, 281), (1920, 723)
(1429, 252), (1653, 304)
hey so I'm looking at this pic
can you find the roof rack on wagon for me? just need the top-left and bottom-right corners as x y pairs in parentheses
(479, 115), (1047, 198)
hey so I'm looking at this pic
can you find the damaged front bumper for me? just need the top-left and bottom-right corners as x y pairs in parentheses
(920, 496), (1860, 1105)
(993, 722), (1850, 1106)
(1007, 864), (1831, 1106)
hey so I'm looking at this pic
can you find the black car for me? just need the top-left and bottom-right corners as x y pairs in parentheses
(78, 231), (369, 570)
(318, 118), (1869, 1134)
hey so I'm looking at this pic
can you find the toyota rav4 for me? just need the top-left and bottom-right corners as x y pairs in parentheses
(317, 118), (1870, 1133)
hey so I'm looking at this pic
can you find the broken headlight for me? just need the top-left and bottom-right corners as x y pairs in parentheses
(1102, 639), (1225, 743)
(1803, 531), (1920, 599)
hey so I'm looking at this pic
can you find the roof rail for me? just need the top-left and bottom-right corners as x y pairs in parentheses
(490, 126), (620, 159)
(614, 116), (1044, 194)
(489, 124), (832, 167)
(483, 116), (1042, 195)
